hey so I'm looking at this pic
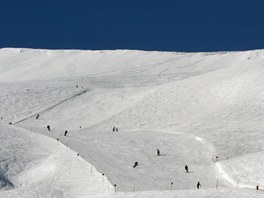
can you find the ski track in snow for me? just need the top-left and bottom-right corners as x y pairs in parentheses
(13, 89), (90, 125)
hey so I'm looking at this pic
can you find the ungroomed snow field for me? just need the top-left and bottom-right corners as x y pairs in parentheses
(1, 48), (264, 197)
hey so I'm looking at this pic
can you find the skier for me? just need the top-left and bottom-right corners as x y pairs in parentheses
(64, 130), (68, 136)
(47, 125), (51, 131)
(113, 126), (115, 132)
(133, 161), (138, 168)
(157, 149), (160, 156)
(36, 114), (39, 119)
(197, 181), (201, 189)
(185, 165), (189, 173)
(116, 128), (119, 132)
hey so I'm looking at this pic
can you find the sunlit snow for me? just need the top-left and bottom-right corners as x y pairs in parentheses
(0, 48), (264, 197)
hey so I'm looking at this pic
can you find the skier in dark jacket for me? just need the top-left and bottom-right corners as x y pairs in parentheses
(157, 149), (160, 156)
(185, 165), (189, 173)
(197, 181), (201, 189)
(36, 114), (39, 119)
(47, 125), (50, 131)
(64, 130), (68, 136)
(133, 161), (138, 168)
(113, 126), (115, 132)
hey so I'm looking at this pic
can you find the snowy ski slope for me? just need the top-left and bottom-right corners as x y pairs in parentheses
(1, 48), (264, 197)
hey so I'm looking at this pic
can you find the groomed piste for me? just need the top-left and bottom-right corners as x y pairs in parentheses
(0, 48), (264, 197)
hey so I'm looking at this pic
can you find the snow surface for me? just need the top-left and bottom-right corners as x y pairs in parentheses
(1, 48), (264, 197)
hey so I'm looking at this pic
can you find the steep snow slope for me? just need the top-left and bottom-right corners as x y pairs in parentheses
(1, 48), (264, 197)
(91, 62), (264, 159)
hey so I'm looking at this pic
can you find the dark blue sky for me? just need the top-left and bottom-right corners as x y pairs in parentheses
(1, 0), (264, 52)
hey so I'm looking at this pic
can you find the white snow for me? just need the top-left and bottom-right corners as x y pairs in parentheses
(0, 48), (264, 197)
(0, 125), (112, 198)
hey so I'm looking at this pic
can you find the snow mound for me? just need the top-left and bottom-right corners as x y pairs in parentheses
(0, 125), (112, 197)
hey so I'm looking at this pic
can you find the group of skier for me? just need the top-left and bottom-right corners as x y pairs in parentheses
(46, 125), (68, 137)
(133, 151), (202, 189)
(46, 123), (202, 189)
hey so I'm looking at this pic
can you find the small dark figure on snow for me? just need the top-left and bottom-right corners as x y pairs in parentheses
(133, 161), (138, 168)
(76, 85), (79, 88)
(47, 125), (50, 131)
(113, 126), (115, 132)
(116, 128), (118, 132)
(157, 149), (160, 156)
(64, 130), (68, 136)
(185, 165), (189, 173)
(8, 122), (12, 125)
(216, 155), (218, 161)
(36, 114), (39, 119)
(197, 181), (201, 189)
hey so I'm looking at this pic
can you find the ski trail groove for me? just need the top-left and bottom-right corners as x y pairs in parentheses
(13, 89), (89, 125)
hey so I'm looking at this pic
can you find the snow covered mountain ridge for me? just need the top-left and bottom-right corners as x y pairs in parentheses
(1, 48), (264, 197)
(1, 47), (263, 83)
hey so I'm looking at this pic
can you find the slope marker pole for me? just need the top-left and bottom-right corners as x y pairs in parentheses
(102, 173), (105, 182)
(114, 184), (117, 195)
